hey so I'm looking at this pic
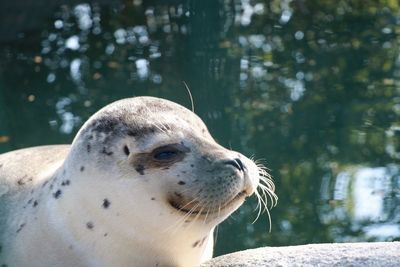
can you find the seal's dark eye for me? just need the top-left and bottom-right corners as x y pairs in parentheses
(154, 150), (179, 161)
(151, 143), (190, 163)
(152, 145), (181, 162)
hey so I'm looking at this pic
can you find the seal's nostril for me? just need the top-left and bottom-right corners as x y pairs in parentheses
(224, 158), (245, 172)
(235, 158), (245, 172)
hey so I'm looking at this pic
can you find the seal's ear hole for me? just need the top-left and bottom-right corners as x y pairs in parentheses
(123, 145), (130, 156)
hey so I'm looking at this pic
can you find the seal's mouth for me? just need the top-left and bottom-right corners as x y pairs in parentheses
(168, 190), (248, 216)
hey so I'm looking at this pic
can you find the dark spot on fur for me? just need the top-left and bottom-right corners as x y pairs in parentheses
(53, 190), (62, 199)
(1, 264), (7, 267)
(102, 198), (111, 209)
(63, 169), (66, 175)
(17, 176), (32, 186)
(104, 233), (108, 237)
(151, 197), (156, 200)
(127, 130), (137, 136)
(61, 180), (70, 186)
(42, 181), (48, 188)
(192, 240), (200, 248)
(16, 223), (26, 233)
(27, 198), (33, 204)
(123, 145), (130, 156)
(101, 147), (113, 156)
(33, 200), (38, 207)
(0, 244), (2, 253)
(181, 171), (187, 174)
(88, 135), (93, 140)
(190, 164), (194, 168)
(90, 117), (121, 134)
(0, 163), (3, 168)
(68, 245), (73, 250)
(135, 164), (145, 175)
(174, 192), (182, 198)
(178, 181), (186, 185)
(50, 184), (54, 190)
(86, 222), (94, 230)
(87, 144), (91, 153)
(80, 166), (85, 172)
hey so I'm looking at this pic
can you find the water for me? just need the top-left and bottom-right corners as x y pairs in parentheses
(0, 0), (399, 257)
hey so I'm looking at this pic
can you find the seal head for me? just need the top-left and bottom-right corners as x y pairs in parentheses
(0, 96), (276, 267)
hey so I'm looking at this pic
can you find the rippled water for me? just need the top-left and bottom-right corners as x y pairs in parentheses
(0, 0), (399, 256)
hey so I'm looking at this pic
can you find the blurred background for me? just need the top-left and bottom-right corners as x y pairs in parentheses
(0, 0), (399, 256)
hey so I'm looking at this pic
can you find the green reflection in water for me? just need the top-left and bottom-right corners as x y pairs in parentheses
(0, 0), (399, 257)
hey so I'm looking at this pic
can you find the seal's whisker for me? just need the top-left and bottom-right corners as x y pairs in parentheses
(248, 161), (278, 231)
(259, 173), (275, 190)
(163, 196), (201, 231)
(265, 205), (273, 233)
(257, 164), (278, 208)
(259, 184), (276, 210)
(256, 191), (265, 216)
(256, 186), (269, 213)
(258, 182), (278, 209)
(153, 121), (168, 134)
(184, 201), (205, 228)
(253, 186), (274, 232)
(182, 80), (195, 113)
(258, 167), (273, 181)
(176, 197), (200, 211)
(256, 164), (272, 173)
(191, 206), (206, 226)
(165, 199), (203, 234)
(213, 206), (222, 246)
(203, 205), (212, 225)
(141, 103), (170, 135)
(204, 202), (216, 224)
(176, 186), (199, 196)
(213, 225), (219, 247)
(252, 190), (264, 222)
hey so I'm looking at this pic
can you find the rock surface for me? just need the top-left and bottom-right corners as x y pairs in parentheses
(201, 242), (400, 267)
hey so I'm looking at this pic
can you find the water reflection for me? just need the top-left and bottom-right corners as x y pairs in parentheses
(320, 164), (400, 241)
(0, 0), (399, 257)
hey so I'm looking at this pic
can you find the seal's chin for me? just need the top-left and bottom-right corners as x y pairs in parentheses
(168, 190), (248, 217)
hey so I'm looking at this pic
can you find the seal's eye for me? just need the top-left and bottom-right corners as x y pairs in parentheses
(151, 143), (189, 163)
(154, 150), (179, 161)
(152, 145), (181, 162)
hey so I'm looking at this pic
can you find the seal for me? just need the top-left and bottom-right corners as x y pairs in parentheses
(0, 96), (276, 267)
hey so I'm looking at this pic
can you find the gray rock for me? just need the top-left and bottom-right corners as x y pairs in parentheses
(201, 242), (400, 267)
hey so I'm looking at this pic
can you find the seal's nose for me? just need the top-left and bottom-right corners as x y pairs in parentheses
(223, 158), (245, 172)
